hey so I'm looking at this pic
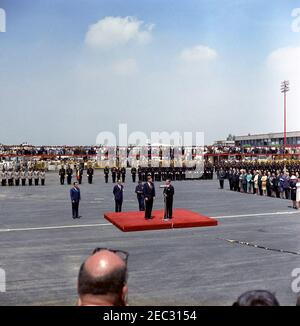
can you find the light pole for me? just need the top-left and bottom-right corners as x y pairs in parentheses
(281, 80), (290, 153)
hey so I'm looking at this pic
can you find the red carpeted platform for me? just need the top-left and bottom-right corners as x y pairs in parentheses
(104, 208), (218, 232)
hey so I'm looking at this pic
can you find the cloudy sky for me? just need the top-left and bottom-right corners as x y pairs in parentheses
(0, 0), (300, 145)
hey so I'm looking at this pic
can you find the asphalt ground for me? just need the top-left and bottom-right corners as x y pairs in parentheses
(0, 170), (300, 306)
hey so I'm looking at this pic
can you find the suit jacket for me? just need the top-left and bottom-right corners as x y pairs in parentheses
(113, 185), (124, 201)
(163, 185), (174, 199)
(70, 187), (81, 202)
(143, 182), (156, 199)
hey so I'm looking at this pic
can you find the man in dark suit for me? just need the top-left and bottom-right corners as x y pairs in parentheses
(70, 182), (81, 219)
(113, 180), (124, 212)
(143, 176), (155, 220)
(163, 179), (175, 220)
(135, 180), (145, 211)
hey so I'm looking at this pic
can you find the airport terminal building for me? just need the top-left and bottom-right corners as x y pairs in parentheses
(235, 131), (300, 147)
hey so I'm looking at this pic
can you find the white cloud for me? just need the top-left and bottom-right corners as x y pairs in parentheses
(267, 46), (300, 75)
(111, 58), (139, 76)
(85, 16), (154, 49)
(180, 45), (218, 63)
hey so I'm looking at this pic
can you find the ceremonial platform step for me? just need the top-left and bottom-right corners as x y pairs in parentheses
(104, 208), (218, 232)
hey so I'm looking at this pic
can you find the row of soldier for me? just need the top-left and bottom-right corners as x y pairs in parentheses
(103, 166), (214, 183)
(58, 166), (94, 185)
(1, 169), (46, 186)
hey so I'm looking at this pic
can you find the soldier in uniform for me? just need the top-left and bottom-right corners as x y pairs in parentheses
(116, 167), (121, 182)
(141, 168), (146, 182)
(121, 167), (126, 183)
(40, 170), (46, 186)
(131, 167), (137, 183)
(28, 169), (33, 186)
(137, 166), (142, 182)
(33, 169), (40, 186)
(111, 167), (117, 183)
(59, 166), (66, 185)
(21, 169), (27, 186)
(7, 169), (13, 186)
(76, 167), (83, 185)
(104, 166), (109, 183)
(66, 166), (73, 185)
(1, 169), (7, 186)
(14, 170), (20, 186)
(175, 168), (180, 181)
(87, 166), (94, 184)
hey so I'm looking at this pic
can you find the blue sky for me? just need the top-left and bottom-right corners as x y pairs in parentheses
(0, 0), (300, 144)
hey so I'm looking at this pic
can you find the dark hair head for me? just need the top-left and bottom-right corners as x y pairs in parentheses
(78, 262), (127, 296)
(233, 290), (280, 306)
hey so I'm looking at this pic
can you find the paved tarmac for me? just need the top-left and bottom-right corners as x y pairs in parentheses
(0, 171), (300, 306)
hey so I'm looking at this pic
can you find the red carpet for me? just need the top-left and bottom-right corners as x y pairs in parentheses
(104, 208), (218, 232)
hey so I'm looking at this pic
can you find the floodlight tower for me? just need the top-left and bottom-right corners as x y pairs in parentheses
(280, 80), (290, 152)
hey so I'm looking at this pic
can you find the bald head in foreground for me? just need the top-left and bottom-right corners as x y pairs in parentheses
(77, 249), (128, 306)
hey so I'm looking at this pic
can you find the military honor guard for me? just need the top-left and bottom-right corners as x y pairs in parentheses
(28, 169), (33, 186)
(116, 167), (121, 182)
(113, 180), (124, 213)
(104, 166), (109, 183)
(14, 170), (20, 186)
(121, 167), (126, 183)
(21, 169), (27, 186)
(87, 166), (94, 184)
(131, 167), (137, 183)
(40, 170), (46, 186)
(111, 167), (117, 183)
(59, 166), (66, 185)
(7, 170), (13, 186)
(1, 170), (7, 186)
(76, 167), (83, 184)
(33, 169), (40, 186)
(66, 166), (73, 185)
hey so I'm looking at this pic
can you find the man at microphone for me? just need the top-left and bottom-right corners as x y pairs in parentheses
(143, 175), (155, 220)
(162, 179), (174, 221)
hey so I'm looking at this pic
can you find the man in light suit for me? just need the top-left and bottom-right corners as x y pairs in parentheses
(143, 176), (155, 220)
(113, 180), (124, 213)
(70, 182), (81, 219)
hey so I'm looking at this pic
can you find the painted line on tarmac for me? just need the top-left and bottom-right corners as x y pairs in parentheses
(0, 211), (298, 233)
(215, 211), (300, 219)
(0, 223), (112, 233)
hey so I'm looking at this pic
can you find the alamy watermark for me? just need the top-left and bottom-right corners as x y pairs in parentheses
(0, 268), (6, 293)
(291, 268), (300, 293)
(291, 8), (300, 32)
(0, 8), (6, 33)
(95, 124), (205, 177)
